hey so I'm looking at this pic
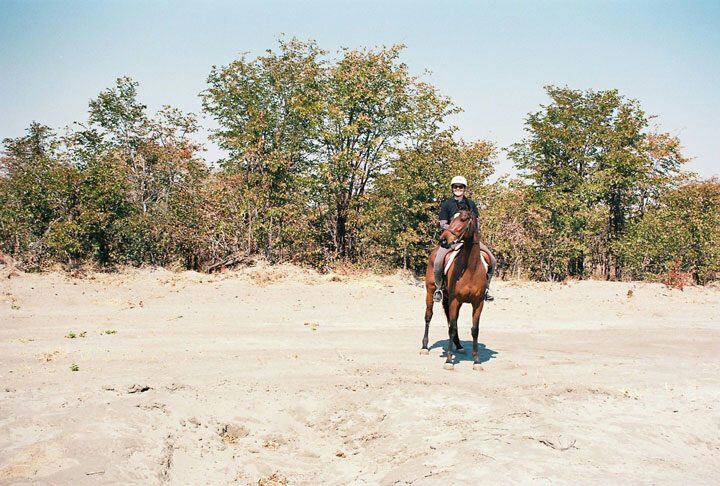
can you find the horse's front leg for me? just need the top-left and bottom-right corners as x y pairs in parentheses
(444, 300), (461, 370)
(420, 290), (433, 354)
(471, 301), (485, 370)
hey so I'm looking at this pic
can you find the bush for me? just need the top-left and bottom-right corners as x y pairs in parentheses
(619, 179), (720, 284)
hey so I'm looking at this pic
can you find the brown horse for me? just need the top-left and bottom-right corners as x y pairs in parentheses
(421, 209), (489, 370)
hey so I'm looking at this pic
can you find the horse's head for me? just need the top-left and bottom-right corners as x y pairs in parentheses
(439, 209), (476, 248)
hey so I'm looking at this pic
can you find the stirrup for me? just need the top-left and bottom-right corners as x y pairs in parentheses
(433, 289), (443, 303)
(484, 289), (494, 302)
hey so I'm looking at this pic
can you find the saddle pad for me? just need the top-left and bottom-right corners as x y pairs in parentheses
(443, 246), (461, 275)
(443, 245), (489, 275)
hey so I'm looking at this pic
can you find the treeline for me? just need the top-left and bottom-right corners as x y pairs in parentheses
(1, 39), (718, 283)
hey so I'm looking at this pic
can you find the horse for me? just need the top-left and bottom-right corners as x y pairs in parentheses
(420, 209), (489, 370)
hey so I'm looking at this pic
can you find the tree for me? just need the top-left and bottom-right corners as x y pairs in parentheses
(508, 86), (687, 279)
(360, 137), (495, 270)
(202, 38), (459, 259)
(0, 123), (78, 264)
(316, 44), (458, 256)
(68, 77), (206, 265)
(75, 77), (203, 215)
(202, 39), (325, 259)
(475, 179), (553, 279)
(1, 78), (207, 269)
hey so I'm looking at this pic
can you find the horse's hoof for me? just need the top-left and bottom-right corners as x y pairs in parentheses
(419, 348), (429, 355)
(473, 363), (484, 371)
(443, 363), (454, 370)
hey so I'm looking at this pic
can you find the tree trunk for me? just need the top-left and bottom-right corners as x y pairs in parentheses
(609, 193), (625, 281)
(336, 211), (347, 257)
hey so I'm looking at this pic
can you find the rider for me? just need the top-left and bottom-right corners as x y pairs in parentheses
(433, 175), (497, 303)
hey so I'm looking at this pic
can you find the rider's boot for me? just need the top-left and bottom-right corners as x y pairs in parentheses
(433, 288), (443, 303)
(484, 267), (495, 301)
(433, 248), (448, 303)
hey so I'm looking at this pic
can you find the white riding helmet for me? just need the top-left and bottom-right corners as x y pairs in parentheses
(450, 175), (468, 187)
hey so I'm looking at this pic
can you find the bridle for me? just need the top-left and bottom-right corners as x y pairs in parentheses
(446, 212), (476, 245)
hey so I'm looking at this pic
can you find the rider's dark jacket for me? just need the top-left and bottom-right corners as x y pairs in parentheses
(439, 197), (479, 222)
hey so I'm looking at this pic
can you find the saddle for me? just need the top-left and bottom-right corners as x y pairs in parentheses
(443, 244), (490, 275)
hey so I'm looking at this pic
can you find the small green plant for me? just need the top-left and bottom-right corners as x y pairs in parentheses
(65, 332), (76, 339)
(104, 329), (117, 335)
(70, 363), (79, 371)
(79, 331), (87, 338)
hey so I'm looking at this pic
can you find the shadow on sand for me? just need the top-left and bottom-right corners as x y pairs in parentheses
(428, 340), (498, 365)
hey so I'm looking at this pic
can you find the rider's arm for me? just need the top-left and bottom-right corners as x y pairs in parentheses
(438, 201), (451, 229)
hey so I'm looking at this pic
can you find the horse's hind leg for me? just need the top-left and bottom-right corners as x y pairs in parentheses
(453, 328), (464, 353)
(471, 301), (485, 370)
(442, 294), (450, 322)
(420, 291), (433, 354)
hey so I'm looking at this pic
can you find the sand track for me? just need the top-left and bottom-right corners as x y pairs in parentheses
(1, 266), (719, 484)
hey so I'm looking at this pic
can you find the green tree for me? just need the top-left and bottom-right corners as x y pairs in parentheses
(508, 86), (686, 279)
(68, 77), (206, 266)
(1, 78), (208, 269)
(202, 39), (324, 259)
(316, 44), (458, 256)
(360, 137), (495, 270)
(475, 179), (553, 279)
(0, 123), (78, 265)
(77, 77), (203, 215)
(202, 38), (459, 260)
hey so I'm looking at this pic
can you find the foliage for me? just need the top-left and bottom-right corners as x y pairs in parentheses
(1, 77), (207, 268)
(619, 179), (720, 284)
(0, 40), (716, 285)
(315, 44), (459, 256)
(202, 39), (324, 262)
(360, 137), (495, 270)
(202, 39), (461, 261)
(0, 123), (78, 267)
(475, 179), (553, 279)
(508, 86), (687, 280)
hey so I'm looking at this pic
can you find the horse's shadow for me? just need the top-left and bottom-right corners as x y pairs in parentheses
(428, 340), (498, 365)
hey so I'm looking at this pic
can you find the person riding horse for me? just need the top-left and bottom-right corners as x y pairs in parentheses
(433, 175), (497, 303)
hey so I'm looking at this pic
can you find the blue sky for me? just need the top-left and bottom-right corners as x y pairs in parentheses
(1, 0), (718, 178)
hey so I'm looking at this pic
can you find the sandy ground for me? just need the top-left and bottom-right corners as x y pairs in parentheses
(0, 263), (719, 485)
